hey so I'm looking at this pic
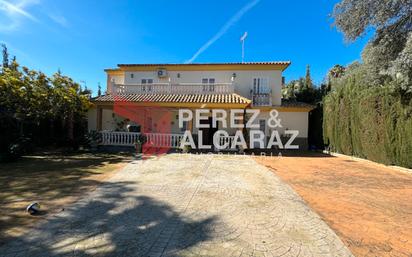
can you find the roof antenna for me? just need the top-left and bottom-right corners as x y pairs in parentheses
(240, 32), (248, 63)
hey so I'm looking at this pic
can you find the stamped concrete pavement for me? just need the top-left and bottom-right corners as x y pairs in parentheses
(1, 154), (353, 257)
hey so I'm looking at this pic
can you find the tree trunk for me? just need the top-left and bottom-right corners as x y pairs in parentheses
(67, 112), (74, 142)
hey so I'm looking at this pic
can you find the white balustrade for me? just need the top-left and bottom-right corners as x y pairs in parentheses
(144, 133), (184, 148)
(113, 83), (234, 95)
(99, 131), (184, 148)
(100, 131), (141, 146)
(252, 94), (272, 106)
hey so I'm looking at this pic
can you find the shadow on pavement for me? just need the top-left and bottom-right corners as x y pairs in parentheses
(1, 180), (216, 257)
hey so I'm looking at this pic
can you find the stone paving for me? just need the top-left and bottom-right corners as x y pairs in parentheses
(1, 154), (353, 257)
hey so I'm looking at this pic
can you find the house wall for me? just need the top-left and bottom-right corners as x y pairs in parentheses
(251, 110), (309, 150)
(87, 107), (309, 149)
(107, 74), (124, 93)
(109, 69), (282, 105)
(87, 108), (97, 131)
(89, 107), (309, 137)
(87, 107), (185, 134)
(252, 111), (309, 138)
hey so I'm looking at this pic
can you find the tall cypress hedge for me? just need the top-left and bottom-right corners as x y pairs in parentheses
(323, 71), (412, 168)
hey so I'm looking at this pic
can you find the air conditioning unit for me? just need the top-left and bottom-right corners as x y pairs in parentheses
(157, 68), (168, 78)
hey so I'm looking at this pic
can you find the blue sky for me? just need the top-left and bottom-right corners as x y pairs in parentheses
(1, 0), (370, 95)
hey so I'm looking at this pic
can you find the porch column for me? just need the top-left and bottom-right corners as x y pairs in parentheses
(239, 109), (245, 131)
(97, 107), (103, 131)
(188, 119), (193, 132)
(187, 108), (194, 132)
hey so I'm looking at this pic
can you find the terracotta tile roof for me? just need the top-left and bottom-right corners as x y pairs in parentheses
(92, 93), (251, 105)
(117, 61), (291, 67)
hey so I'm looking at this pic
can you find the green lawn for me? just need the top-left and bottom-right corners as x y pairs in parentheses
(0, 152), (132, 240)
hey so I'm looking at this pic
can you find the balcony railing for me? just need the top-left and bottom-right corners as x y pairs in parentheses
(252, 93), (272, 106)
(113, 83), (234, 95)
(99, 131), (238, 150)
(101, 131), (141, 146)
(100, 131), (184, 148)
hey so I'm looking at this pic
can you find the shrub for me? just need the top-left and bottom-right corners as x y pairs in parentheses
(323, 68), (412, 168)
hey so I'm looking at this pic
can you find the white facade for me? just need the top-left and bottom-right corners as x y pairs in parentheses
(108, 69), (282, 105)
(91, 63), (312, 150)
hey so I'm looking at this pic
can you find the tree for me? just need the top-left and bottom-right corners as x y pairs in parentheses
(305, 65), (313, 89)
(322, 0), (412, 167)
(390, 33), (412, 93)
(333, 0), (412, 42)
(333, 0), (412, 91)
(1, 44), (9, 69)
(328, 65), (346, 79)
(0, 57), (91, 154)
(97, 83), (102, 96)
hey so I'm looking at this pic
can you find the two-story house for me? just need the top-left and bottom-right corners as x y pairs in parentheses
(88, 62), (313, 150)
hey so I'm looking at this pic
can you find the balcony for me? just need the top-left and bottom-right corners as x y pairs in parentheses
(113, 83), (234, 95)
(252, 93), (272, 106)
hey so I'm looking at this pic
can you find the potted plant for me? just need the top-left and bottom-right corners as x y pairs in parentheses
(135, 134), (147, 154)
(180, 138), (192, 153)
(86, 130), (101, 150)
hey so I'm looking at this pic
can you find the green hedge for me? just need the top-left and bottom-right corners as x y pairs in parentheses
(323, 76), (412, 168)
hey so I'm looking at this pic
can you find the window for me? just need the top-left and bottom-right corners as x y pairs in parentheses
(253, 78), (269, 94)
(130, 73), (134, 78)
(141, 79), (153, 84)
(202, 78), (215, 92)
(141, 78), (153, 92)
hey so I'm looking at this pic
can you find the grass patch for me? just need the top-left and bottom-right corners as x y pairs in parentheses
(0, 151), (132, 240)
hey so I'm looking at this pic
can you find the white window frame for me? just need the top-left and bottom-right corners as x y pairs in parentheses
(202, 78), (215, 92)
(141, 78), (154, 92)
(253, 78), (269, 94)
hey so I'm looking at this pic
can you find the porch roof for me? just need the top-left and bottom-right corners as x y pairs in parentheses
(91, 93), (251, 106)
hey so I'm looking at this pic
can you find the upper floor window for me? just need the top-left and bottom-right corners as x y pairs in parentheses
(141, 78), (153, 92)
(202, 78), (215, 92)
(130, 73), (134, 78)
(253, 78), (269, 94)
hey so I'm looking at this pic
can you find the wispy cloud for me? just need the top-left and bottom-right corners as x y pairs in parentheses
(48, 13), (68, 28)
(185, 0), (260, 64)
(0, 0), (40, 31)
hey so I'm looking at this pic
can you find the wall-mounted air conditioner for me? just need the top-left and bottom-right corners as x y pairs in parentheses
(157, 68), (168, 78)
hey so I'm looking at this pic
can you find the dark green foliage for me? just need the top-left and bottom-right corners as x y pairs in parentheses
(305, 65), (313, 89)
(282, 71), (330, 150)
(308, 103), (324, 149)
(0, 46), (91, 158)
(325, 0), (412, 168)
(323, 68), (412, 168)
(1, 44), (9, 70)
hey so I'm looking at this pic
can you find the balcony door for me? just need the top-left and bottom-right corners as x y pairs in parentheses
(202, 78), (215, 92)
(253, 78), (269, 94)
(141, 78), (153, 92)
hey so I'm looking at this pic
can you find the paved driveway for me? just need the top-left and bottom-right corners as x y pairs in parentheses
(1, 154), (352, 257)
(256, 153), (412, 257)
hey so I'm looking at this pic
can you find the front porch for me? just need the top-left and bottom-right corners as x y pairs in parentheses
(88, 93), (312, 151)
(99, 131), (185, 149)
(88, 91), (252, 150)
(98, 131), (238, 153)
